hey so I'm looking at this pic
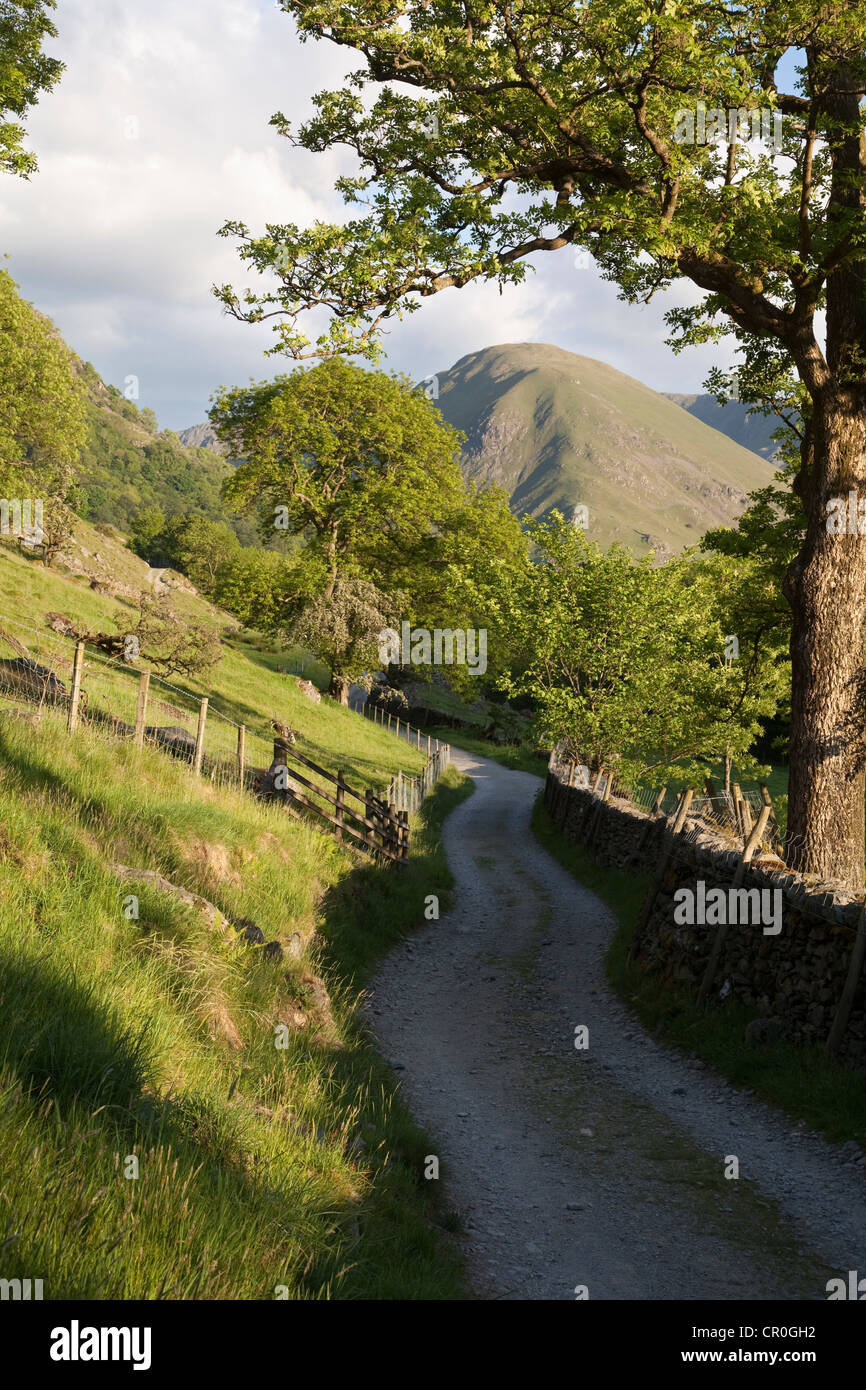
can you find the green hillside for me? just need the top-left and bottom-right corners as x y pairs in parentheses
(0, 526), (428, 792)
(72, 361), (255, 540)
(664, 392), (784, 460)
(0, 529), (470, 1300)
(432, 343), (775, 559)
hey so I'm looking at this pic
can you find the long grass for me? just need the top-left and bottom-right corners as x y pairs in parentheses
(0, 535), (426, 792)
(0, 713), (471, 1300)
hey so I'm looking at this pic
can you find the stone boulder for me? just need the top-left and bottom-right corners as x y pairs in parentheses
(296, 678), (321, 704)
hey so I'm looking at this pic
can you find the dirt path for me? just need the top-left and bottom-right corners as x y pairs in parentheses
(367, 747), (866, 1301)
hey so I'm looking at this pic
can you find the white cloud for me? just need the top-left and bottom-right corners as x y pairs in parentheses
(0, 0), (742, 429)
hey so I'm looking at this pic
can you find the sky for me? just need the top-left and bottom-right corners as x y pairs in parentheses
(0, 0), (794, 431)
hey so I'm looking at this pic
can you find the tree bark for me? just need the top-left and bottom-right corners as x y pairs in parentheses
(784, 61), (866, 889)
(785, 388), (866, 889)
(328, 671), (350, 704)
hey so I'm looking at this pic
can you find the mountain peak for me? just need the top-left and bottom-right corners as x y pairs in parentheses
(430, 343), (773, 557)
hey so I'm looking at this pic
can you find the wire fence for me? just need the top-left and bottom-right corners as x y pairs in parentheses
(0, 612), (451, 849)
(350, 696), (452, 814)
(548, 745), (783, 859)
(385, 743), (452, 815)
(0, 611), (273, 792)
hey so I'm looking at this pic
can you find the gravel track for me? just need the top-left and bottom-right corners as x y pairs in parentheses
(367, 747), (866, 1301)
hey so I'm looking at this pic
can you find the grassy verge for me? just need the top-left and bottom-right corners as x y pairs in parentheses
(318, 766), (473, 984)
(531, 794), (866, 1149)
(0, 538), (426, 793)
(0, 713), (472, 1299)
(426, 724), (545, 776)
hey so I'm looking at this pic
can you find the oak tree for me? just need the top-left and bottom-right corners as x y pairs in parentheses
(217, 0), (866, 885)
(0, 0), (63, 176)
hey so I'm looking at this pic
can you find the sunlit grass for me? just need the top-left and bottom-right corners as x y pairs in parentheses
(0, 712), (470, 1300)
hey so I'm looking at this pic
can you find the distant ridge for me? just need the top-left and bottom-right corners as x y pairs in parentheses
(177, 422), (225, 454)
(178, 343), (777, 560)
(663, 393), (784, 461)
(428, 343), (774, 558)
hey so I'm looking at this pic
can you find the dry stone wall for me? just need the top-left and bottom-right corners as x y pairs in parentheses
(544, 766), (866, 1067)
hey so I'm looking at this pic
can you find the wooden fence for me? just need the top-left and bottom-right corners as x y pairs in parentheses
(350, 696), (452, 814)
(0, 611), (451, 868)
(546, 747), (783, 859)
(383, 743), (451, 815)
(268, 735), (409, 866)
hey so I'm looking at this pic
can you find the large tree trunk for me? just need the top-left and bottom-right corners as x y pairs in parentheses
(785, 61), (866, 889)
(785, 387), (866, 889)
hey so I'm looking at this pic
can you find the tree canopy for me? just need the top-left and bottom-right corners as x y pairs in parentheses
(0, 268), (86, 498)
(482, 513), (784, 785)
(0, 0), (64, 176)
(217, 0), (866, 885)
(210, 358), (468, 590)
(216, 1), (864, 377)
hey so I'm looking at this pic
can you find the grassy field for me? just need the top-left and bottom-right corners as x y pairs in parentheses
(0, 523), (475, 1299)
(0, 531), (426, 793)
(0, 711), (472, 1300)
(531, 795), (866, 1149)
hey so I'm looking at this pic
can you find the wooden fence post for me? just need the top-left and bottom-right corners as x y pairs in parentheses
(575, 768), (602, 840)
(335, 768), (346, 842)
(697, 804), (772, 1004)
(399, 809), (410, 860)
(628, 789), (695, 963)
(237, 723), (246, 786)
(759, 782), (783, 855)
(739, 787), (755, 837)
(193, 697), (208, 775)
(584, 773), (613, 851)
(133, 669), (151, 749)
(826, 897), (866, 1058)
(396, 716), (401, 736)
(67, 640), (85, 732)
(635, 785), (667, 855)
(365, 789), (376, 853)
(416, 726), (421, 751)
